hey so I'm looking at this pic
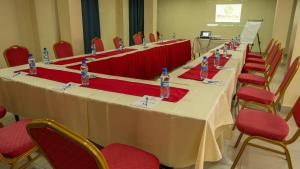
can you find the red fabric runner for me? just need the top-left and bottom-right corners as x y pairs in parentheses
(67, 40), (191, 80)
(52, 48), (137, 65)
(178, 54), (232, 81)
(18, 67), (188, 103)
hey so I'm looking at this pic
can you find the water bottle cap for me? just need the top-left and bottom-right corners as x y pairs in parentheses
(203, 56), (208, 60)
(43, 48), (46, 50)
(162, 68), (168, 73)
(216, 49), (219, 52)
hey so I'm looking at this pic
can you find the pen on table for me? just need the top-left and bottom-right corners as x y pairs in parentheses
(145, 96), (149, 107)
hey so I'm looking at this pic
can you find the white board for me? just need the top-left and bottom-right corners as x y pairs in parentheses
(240, 21), (262, 44)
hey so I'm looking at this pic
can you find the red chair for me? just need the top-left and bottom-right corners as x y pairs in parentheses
(133, 34), (142, 45)
(0, 106), (6, 128)
(3, 45), (29, 67)
(53, 41), (74, 59)
(246, 39), (274, 59)
(92, 37), (105, 52)
(231, 96), (300, 169)
(113, 36), (122, 49)
(238, 48), (284, 91)
(246, 40), (278, 64)
(149, 33), (156, 43)
(243, 43), (280, 73)
(26, 119), (160, 169)
(0, 118), (40, 168)
(236, 56), (300, 115)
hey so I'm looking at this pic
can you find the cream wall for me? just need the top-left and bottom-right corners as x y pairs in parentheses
(283, 0), (300, 108)
(272, 0), (294, 49)
(157, 0), (277, 52)
(144, 0), (158, 40)
(34, 0), (60, 59)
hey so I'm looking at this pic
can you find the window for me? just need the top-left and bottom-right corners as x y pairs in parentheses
(215, 4), (242, 23)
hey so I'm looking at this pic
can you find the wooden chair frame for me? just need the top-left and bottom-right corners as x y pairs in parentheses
(53, 41), (73, 59)
(231, 104), (300, 169)
(3, 45), (29, 67)
(26, 119), (109, 169)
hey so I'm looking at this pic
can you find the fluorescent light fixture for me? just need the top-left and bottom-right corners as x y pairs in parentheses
(207, 24), (219, 27)
(215, 4), (242, 23)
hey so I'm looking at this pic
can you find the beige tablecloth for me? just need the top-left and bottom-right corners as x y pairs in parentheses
(0, 42), (246, 169)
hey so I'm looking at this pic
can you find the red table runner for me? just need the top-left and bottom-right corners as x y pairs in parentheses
(178, 54), (232, 81)
(67, 40), (191, 80)
(52, 48), (137, 65)
(18, 67), (188, 103)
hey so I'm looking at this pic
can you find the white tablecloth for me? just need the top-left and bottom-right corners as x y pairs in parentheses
(0, 42), (246, 169)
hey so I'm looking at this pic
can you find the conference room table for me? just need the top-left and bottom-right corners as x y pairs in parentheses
(0, 40), (246, 169)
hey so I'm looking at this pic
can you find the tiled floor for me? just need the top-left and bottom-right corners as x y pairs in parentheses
(1, 62), (299, 169)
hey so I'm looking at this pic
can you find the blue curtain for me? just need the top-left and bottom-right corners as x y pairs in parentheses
(81, 0), (101, 54)
(129, 0), (144, 45)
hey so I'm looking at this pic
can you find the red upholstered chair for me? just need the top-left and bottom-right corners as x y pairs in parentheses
(149, 33), (156, 43)
(113, 36), (122, 49)
(246, 38), (274, 59)
(53, 41), (74, 59)
(236, 56), (300, 115)
(133, 34), (142, 45)
(238, 48), (284, 91)
(3, 45), (29, 67)
(26, 119), (160, 169)
(231, 96), (300, 169)
(0, 106), (6, 128)
(246, 41), (278, 65)
(243, 43), (280, 73)
(92, 37), (105, 52)
(0, 119), (40, 168)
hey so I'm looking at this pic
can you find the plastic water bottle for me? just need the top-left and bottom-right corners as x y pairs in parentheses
(91, 42), (96, 56)
(200, 56), (208, 80)
(142, 37), (146, 48)
(214, 49), (220, 68)
(223, 43), (228, 58)
(119, 40), (124, 50)
(160, 34), (164, 42)
(42, 48), (50, 64)
(160, 68), (170, 99)
(231, 39), (234, 49)
(81, 59), (89, 86)
(28, 54), (37, 75)
(172, 33), (176, 40)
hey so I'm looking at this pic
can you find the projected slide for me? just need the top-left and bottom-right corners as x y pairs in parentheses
(215, 4), (242, 23)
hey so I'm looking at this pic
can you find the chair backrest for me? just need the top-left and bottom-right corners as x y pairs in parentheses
(92, 37), (105, 52)
(113, 36), (122, 49)
(268, 48), (284, 80)
(53, 41), (74, 59)
(26, 119), (109, 169)
(149, 33), (156, 43)
(265, 38), (274, 54)
(133, 34), (142, 45)
(292, 97), (300, 128)
(275, 56), (300, 98)
(266, 42), (280, 64)
(3, 45), (29, 67)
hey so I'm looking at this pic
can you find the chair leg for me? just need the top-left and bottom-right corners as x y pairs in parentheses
(14, 115), (19, 121)
(282, 145), (293, 169)
(231, 137), (252, 169)
(272, 104), (278, 115)
(234, 133), (244, 148)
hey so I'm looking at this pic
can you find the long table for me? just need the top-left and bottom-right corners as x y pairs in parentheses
(0, 40), (246, 169)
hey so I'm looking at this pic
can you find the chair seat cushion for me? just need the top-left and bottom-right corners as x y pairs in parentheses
(238, 74), (267, 86)
(247, 52), (263, 59)
(243, 63), (266, 72)
(246, 57), (265, 64)
(237, 87), (275, 104)
(0, 106), (6, 119)
(101, 143), (160, 169)
(0, 120), (35, 158)
(237, 109), (289, 141)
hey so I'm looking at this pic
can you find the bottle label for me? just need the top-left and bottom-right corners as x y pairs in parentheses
(81, 70), (88, 77)
(201, 65), (208, 71)
(29, 60), (35, 68)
